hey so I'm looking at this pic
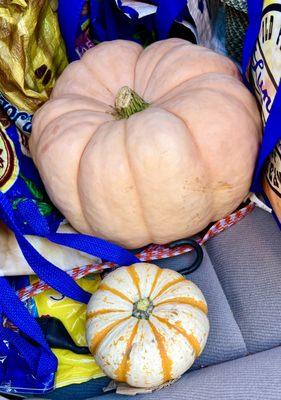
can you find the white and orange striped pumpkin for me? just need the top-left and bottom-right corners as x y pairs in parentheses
(86, 263), (209, 388)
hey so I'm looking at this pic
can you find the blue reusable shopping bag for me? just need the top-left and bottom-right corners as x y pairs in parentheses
(242, 0), (281, 224)
(58, 0), (214, 61)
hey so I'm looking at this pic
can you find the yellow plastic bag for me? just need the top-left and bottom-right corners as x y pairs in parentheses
(53, 349), (104, 388)
(30, 274), (105, 388)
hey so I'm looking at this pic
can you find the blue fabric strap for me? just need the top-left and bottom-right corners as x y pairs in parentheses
(0, 194), (139, 304)
(0, 191), (139, 380)
(17, 199), (139, 266)
(0, 193), (91, 304)
(0, 277), (57, 377)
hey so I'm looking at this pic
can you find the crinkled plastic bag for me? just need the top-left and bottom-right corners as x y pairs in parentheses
(0, 0), (68, 114)
(14, 274), (104, 389)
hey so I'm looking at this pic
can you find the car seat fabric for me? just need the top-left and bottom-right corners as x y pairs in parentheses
(206, 207), (281, 353)
(86, 346), (281, 400)
(27, 208), (281, 400)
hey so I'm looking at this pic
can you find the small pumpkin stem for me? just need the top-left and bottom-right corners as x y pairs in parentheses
(113, 86), (150, 120)
(132, 297), (154, 320)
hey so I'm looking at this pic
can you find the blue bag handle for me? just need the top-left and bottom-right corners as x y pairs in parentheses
(0, 277), (57, 378)
(58, 0), (188, 61)
(0, 193), (139, 304)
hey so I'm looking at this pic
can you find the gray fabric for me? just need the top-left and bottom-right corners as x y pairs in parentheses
(206, 208), (281, 353)
(86, 346), (281, 400)
(155, 250), (247, 369)
(28, 208), (281, 400)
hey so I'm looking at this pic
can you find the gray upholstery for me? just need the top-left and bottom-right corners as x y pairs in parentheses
(87, 346), (281, 400)
(155, 250), (248, 370)
(206, 208), (281, 353)
(29, 208), (281, 400)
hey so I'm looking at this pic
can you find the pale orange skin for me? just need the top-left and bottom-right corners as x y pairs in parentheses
(30, 39), (262, 249)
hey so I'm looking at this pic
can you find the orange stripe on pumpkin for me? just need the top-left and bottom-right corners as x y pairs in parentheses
(153, 276), (186, 300)
(127, 267), (141, 297)
(90, 316), (130, 354)
(149, 268), (163, 298)
(154, 315), (201, 357)
(149, 321), (173, 382)
(99, 284), (133, 304)
(155, 297), (208, 314)
(86, 309), (128, 320)
(115, 320), (139, 382)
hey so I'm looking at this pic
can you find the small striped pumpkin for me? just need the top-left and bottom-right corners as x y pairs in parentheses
(86, 263), (209, 388)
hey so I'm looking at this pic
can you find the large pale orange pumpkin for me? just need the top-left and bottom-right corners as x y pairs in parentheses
(30, 39), (261, 249)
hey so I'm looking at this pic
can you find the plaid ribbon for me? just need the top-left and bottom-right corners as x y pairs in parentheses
(17, 202), (254, 302)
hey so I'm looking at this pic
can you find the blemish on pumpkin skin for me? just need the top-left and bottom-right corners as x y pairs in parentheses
(184, 177), (208, 193)
(155, 316), (201, 357)
(123, 185), (134, 193)
(90, 316), (130, 354)
(170, 311), (179, 316)
(217, 181), (233, 190)
(113, 335), (125, 346)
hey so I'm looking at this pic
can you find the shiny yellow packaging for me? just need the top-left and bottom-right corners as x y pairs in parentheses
(30, 274), (105, 388)
(0, 0), (68, 113)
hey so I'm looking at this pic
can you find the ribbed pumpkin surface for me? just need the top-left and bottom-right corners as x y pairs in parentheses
(86, 263), (209, 388)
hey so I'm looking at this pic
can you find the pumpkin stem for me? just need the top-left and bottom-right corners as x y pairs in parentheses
(132, 297), (154, 320)
(113, 86), (150, 120)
